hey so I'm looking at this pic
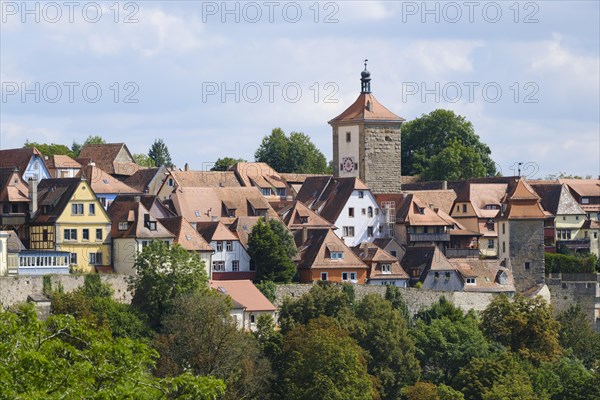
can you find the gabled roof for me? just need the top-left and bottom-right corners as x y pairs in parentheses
(125, 167), (164, 193)
(296, 176), (369, 223)
(112, 194), (176, 219)
(328, 92), (404, 124)
(0, 147), (44, 175)
(233, 162), (287, 189)
(401, 245), (453, 281)
(78, 143), (140, 176)
(45, 155), (81, 170)
(108, 200), (174, 240)
(228, 216), (262, 248)
(31, 178), (82, 224)
(449, 258), (515, 293)
(351, 242), (409, 280)
(404, 190), (457, 214)
(398, 194), (454, 227)
(209, 280), (276, 312)
(0, 168), (29, 203)
(159, 216), (213, 252)
(530, 183), (586, 216)
(170, 186), (279, 223)
(559, 179), (600, 198)
(1, 230), (25, 252)
(80, 164), (139, 195)
(196, 221), (238, 242)
(168, 170), (242, 188)
(294, 228), (366, 270)
(277, 200), (335, 230)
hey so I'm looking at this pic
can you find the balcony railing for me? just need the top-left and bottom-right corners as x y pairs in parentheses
(409, 233), (450, 242)
(556, 239), (591, 250)
(445, 248), (480, 258)
(0, 213), (27, 226)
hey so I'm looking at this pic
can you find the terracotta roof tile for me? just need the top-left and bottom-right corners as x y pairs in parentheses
(296, 177), (368, 223)
(209, 280), (275, 312)
(351, 242), (409, 280)
(79, 143), (139, 176)
(169, 170), (242, 188)
(108, 200), (174, 239)
(276, 200), (336, 230)
(80, 164), (139, 195)
(159, 216), (213, 252)
(294, 228), (366, 271)
(196, 221), (238, 242)
(329, 93), (404, 124)
(0, 147), (43, 175)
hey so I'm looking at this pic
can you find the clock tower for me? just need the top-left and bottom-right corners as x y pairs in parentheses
(329, 61), (404, 194)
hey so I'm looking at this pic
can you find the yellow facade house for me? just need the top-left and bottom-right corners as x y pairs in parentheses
(29, 177), (111, 273)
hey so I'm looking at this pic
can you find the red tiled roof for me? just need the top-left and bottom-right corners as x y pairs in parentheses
(329, 93), (404, 124)
(209, 280), (276, 312)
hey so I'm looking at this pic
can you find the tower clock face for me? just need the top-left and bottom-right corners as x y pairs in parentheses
(342, 157), (355, 173)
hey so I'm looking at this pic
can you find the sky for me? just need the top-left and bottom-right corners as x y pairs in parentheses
(1, 0), (599, 179)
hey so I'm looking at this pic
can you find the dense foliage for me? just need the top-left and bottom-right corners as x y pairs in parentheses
(254, 127), (330, 174)
(4, 243), (599, 399)
(148, 138), (173, 168)
(211, 157), (247, 171)
(401, 109), (496, 180)
(248, 219), (297, 283)
(545, 252), (598, 273)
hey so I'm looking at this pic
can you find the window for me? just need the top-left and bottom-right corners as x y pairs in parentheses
(64, 229), (77, 241)
(342, 272), (348, 281)
(226, 241), (233, 251)
(216, 242), (223, 252)
(348, 207), (354, 217)
(502, 242), (506, 253)
(445, 272), (451, 279)
(487, 240), (494, 249)
(462, 204), (467, 213)
(194, 210), (201, 217)
(11, 203), (18, 213)
(346, 131), (351, 142)
(595, 232), (598, 239)
(232, 260), (239, 271)
(227, 208), (236, 218)
(390, 250), (397, 257)
(320, 272), (328, 281)
(212, 261), (225, 271)
(455, 205), (459, 212)
(417, 207), (425, 215)
(168, 178), (174, 187)
(300, 216), (308, 224)
(261, 188), (272, 196)
(576, 216), (579, 220)
(367, 226), (374, 237)
(362, 208), (366, 215)
(71, 203), (84, 215)
(382, 264), (391, 273)
(89, 203), (95, 215)
(249, 260), (256, 271)
(343, 226), (355, 237)
(434, 271), (440, 279)
(358, 190), (364, 198)
(118, 222), (128, 231)
(42, 229), (48, 242)
(250, 314), (256, 324)
(89, 252), (103, 265)
(582, 197), (589, 204)
(276, 188), (286, 196)
(142, 240), (151, 248)
(368, 207), (373, 217)
(70, 253), (77, 264)
(466, 277), (476, 284)
(330, 251), (344, 259)
(525, 262), (530, 270)
(96, 229), (103, 241)
(82, 229), (89, 241)
(502, 223), (505, 234)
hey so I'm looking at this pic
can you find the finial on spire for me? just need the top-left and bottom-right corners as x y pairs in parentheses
(360, 59), (371, 94)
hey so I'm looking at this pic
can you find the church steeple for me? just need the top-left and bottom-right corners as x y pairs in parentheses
(360, 59), (371, 94)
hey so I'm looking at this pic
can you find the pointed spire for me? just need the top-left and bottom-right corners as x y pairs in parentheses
(360, 59), (371, 93)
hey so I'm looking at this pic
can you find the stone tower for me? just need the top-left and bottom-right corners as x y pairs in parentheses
(328, 61), (404, 194)
(497, 178), (546, 294)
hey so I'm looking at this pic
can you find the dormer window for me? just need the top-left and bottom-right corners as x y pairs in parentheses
(330, 251), (344, 259)
(195, 210), (201, 217)
(466, 277), (476, 285)
(118, 222), (128, 231)
(582, 197), (589, 204)
(417, 207), (425, 215)
(381, 264), (391, 273)
(260, 188), (272, 196)
(300, 216), (308, 224)
(358, 191), (364, 198)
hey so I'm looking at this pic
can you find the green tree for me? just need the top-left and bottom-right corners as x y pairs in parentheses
(281, 316), (378, 400)
(254, 128), (329, 173)
(24, 141), (72, 157)
(211, 157), (247, 171)
(412, 302), (490, 385)
(453, 352), (536, 400)
(248, 219), (297, 283)
(402, 382), (465, 400)
(133, 153), (157, 167)
(480, 295), (562, 364)
(0, 305), (224, 399)
(278, 282), (354, 333)
(148, 138), (173, 168)
(155, 292), (272, 400)
(352, 294), (420, 399)
(255, 280), (277, 303)
(401, 109), (496, 180)
(385, 285), (410, 321)
(129, 241), (208, 329)
(557, 305), (600, 369)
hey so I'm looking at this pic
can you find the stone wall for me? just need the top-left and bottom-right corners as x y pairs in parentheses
(510, 219), (545, 293)
(362, 124), (402, 194)
(274, 283), (496, 316)
(547, 273), (600, 332)
(0, 274), (131, 308)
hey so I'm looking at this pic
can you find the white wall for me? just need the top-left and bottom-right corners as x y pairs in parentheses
(367, 279), (408, 288)
(210, 240), (251, 272)
(112, 238), (140, 275)
(0, 233), (8, 276)
(334, 190), (387, 247)
(337, 125), (360, 178)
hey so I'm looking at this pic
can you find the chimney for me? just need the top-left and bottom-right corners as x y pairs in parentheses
(133, 195), (141, 203)
(302, 226), (308, 243)
(28, 178), (38, 216)
(184, 163), (189, 171)
(442, 180), (448, 190)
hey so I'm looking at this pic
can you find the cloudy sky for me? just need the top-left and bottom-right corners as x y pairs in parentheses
(1, 1), (598, 178)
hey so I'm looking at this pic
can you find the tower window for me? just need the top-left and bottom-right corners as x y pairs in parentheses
(346, 132), (351, 142)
